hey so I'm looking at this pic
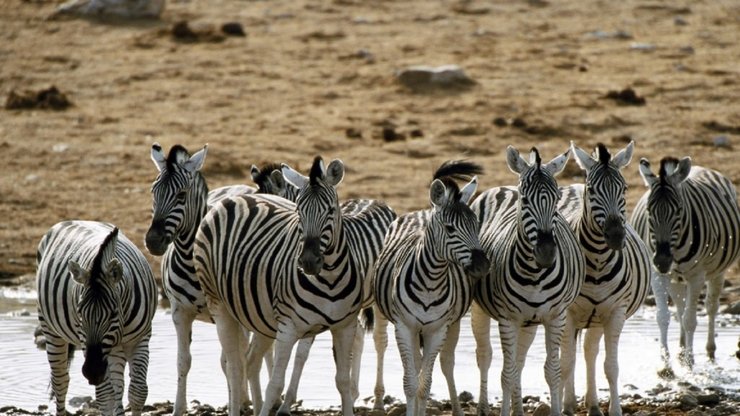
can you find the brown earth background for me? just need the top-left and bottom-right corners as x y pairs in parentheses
(1, 0), (740, 415)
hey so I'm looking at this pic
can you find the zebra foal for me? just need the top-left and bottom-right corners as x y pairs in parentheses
(144, 143), (256, 415)
(631, 156), (740, 375)
(557, 142), (651, 416)
(373, 161), (490, 416)
(37, 221), (157, 416)
(471, 146), (585, 416)
(195, 156), (394, 416)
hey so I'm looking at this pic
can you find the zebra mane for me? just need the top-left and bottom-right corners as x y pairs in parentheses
(658, 157), (680, 184)
(596, 143), (611, 164)
(309, 156), (324, 185)
(433, 160), (483, 198)
(166, 144), (190, 170)
(253, 162), (283, 190)
(530, 147), (542, 168)
(88, 227), (119, 291)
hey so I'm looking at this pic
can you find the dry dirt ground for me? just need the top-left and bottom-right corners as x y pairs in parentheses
(1, 0), (739, 414)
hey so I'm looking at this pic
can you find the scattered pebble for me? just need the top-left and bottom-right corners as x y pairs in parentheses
(5, 86), (72, 110)
(586, 30), (633, 40)
(630, 42), (657, 52)
(396, 65), (476, 92)
(605, 87), (646, 106)
(221, 22), (246, 37)
(532, 403), (551, 416)
(382, 127), (405, 142)
(675, 16), (689, 26)
(492, 117), (508, 127)
(345, 128), (362, 139)
(721, 301), (740, 314)
(713, 135), (731, 149)
(172, 21), (225, 43)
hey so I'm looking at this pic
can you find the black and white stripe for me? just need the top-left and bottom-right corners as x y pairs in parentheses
(144, 143), (256, 415)
(373, 161), (489, 416)
(631, 156), (740, 374)
(471, 146), (585, 416)
(557, 142), (651, 416)
(37, 221), (157, 416)
(249, 162), (396, 412)
(195, 156), (394, 416)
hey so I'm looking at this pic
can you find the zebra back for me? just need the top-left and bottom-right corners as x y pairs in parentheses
(631, 157), (740, 278)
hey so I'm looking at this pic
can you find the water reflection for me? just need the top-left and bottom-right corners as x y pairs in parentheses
(0, 289), (738, 410)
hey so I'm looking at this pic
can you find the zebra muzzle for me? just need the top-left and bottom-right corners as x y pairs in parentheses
(298, 237), (323, 276)
(82, 344), (108, 386)
(465, 249), (491, 280)
(603, 217), (626, 250)
(145, 224), (171, 256)
(654, 242), (673, 274)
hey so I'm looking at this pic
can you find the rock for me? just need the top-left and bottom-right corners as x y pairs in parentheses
(458, 391), (474, 403)
(492, 117), (508, 127)
(713, 135), (731, 149)
(532, 403), (551, 416)
(409, 128), (424, 138)
(605, 87), (646, 106)
(522, 395), (540, 403)
(586, 30), (633, 40)
(697, 393), (721, 406)
(630, 42), (656, 52)
(387, 403), (406, 416)
(396, 65), (476, 92)
(679, 394), (699, 410)
(382, 127), (405, 142)
(5, 86), (72, 110)
(68, 395), (94, 408)
(221, 22), (246, 37)
(345, 128), (362, 139)
(674, 16), (689, 26)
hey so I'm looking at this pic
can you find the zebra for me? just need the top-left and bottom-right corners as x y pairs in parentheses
(144, 143), (256, 416)
(471, 146), (585, 416)
(557, 142), (651, 416)
(631, 156), (740, 376)
(248, 162), (397, 413)
(373, 161), (490, 416)
(194, 156), (395, 416)
(37, 221), (157, 416)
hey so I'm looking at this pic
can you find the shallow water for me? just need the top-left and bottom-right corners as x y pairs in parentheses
(1, 287), (738, 411)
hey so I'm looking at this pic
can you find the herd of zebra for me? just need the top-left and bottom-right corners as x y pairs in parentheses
(34, 140), (740, 416)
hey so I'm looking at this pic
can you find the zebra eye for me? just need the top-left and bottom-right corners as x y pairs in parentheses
(176, 191), (187, 201)
(444, 224), (456, 234)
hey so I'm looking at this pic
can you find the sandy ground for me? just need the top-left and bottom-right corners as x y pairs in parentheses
(1, 0), (739, 414)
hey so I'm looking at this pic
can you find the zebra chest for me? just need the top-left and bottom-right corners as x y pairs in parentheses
(393, 271), (468, 325)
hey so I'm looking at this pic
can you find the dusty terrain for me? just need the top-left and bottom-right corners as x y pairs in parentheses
(1, 0), (739, 414)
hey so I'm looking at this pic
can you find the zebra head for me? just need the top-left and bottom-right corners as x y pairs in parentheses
(282, 156), (343, 276)
(507, 146), (569, 268)
(145, 143), (208, 256)
(572, 141), (633, 250)
(251, 162), (299, 202)
(430, 161), (490, 280)
(639, 156), (692, 273)
(69, 228), (124, 386)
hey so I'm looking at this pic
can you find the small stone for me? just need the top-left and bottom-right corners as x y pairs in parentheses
(52, 143), (69, 153)
(696, 393), (720, 406)
(382, 127), (405, 142)
(409, 128), (424, 138)
(492, 117), (508, 127)
(221, 22), (246, 37)
(522, 395), (540, 403)
(532, 403), (551, 416)
(458, 391), (474, 403)
(387, 404), (406, 416)
(630, 42), (656, 52)
(674, 16), (689, 26)
(511, 117), (527, 128)
(396, 65), (475, 92)
(345, 128), (362, 139)
(713, 135), (731, 149)
(624, 383), (639, 390)
(69, 395), (94, 408)
(679, 394), (699, 410)
(605, 87), (646, 106)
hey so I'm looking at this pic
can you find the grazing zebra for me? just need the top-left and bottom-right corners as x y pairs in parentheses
(194, 156), (395, 416)
(373, 161), (490, 416)
(631, 156), (740, 375)
(37, 221), (157, 416)
(557, 142), (651, 416)
(144, 143), (256, 416)
(249, 162), (397, 413)
(471, 146), (584, 416)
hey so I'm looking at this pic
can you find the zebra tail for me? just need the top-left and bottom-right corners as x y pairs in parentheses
(360, 307), (374, 333)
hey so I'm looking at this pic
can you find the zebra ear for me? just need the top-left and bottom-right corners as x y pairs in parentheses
(282, 164), (309, 189)
(151, 142), (167, 172)
(68, 260), (90, 286)
(324, 159), (345, 187)
(183, 144), (207, 173)
(611, 141), (634, 170)
(250, 165), (261, 184)
(543, 149), (570, 177)
(668, 157), (692, 186)
(430, 179), (450, 208)
(104, 258), (123, 283)
(459, 176), (478, 205)
(506, 146), (529, 175)
(571, 141), (596, 172)
(270, 169), (287, 195)
(638, 158), (657, 187)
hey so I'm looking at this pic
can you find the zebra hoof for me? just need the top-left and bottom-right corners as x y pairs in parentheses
(657, 366), (675, 380)
(587, 405), (605, 416)
(476, 404), (491, 416)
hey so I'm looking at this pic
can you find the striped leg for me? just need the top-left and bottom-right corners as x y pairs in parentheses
(651, 273), (673, 378)
(543, 317), (564, 416)
(583, 327), (604, 416)
(705, 273), (724, 362)
(604, 311), (627, 416)
(44, 333), (71, 416)
(213, 303), (244, 416)
(373, 310), (389, 411)
(471, 304), (492, 416)
(332, 322), (357, 416)
(107, 347), (127, 416)
(94, 379), (119, 416)
(417, 328), (448, 416)
(126, 335), (151, 416)
(498, 320), (519, 416)
(396, 323), (421, 416)
(560, 316), (578, 416)
(680, 276), (703, 367)
(172, 303), (197, 416)
(350, 321), (365, 402)
(513, 325), (537, 416)
(246, 333), (272, 415)
(260, 325), (299, 416)
(279, 336), (315, 415)
(440, 320), (463, 416)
